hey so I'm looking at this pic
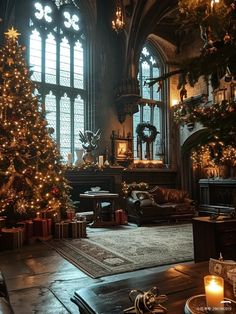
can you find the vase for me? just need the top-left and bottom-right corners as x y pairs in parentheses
(75, 148), (84, 166)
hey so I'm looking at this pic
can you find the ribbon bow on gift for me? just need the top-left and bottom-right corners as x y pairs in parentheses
(124, 286), (168, 314)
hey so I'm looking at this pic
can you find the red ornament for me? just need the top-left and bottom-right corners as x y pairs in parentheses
(51, 186), (60, 196)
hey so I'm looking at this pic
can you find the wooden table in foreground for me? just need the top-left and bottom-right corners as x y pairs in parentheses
(71, 262), (236, 314)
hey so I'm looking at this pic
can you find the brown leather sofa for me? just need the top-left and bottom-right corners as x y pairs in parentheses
(122, 182), (196, 226)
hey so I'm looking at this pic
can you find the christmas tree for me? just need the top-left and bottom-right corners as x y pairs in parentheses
(0, 27), (74, 224)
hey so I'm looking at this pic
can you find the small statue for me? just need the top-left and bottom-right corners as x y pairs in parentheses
(78, 129), (101, 163)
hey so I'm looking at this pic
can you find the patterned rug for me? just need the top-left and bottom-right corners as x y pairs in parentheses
(46, 223), (194, 278)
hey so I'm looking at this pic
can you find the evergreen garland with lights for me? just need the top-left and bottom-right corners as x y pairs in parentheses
(0, 27), (74, 221)
(144, 0), (236, 169)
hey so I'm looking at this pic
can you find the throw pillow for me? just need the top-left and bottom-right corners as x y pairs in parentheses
(148, 186), (166, 204)
(131, 190), (153, 201)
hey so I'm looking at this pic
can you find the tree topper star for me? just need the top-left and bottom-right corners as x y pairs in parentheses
(4, 27), (21, 40)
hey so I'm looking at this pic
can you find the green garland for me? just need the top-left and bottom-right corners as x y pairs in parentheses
(136, 123), (158, 143)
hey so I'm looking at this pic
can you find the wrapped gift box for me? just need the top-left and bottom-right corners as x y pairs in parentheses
(32, 218), (52, 240)
(67, 220), (87, 238)
(54, 222), (69, 239)
(0, 227), (24, 250)
(17, 220), (34, 244)
(0, 217), (6, 229)
(68, 221), (78, 238)
(115, 209), (128, 225)
(77, 220), (87, 238)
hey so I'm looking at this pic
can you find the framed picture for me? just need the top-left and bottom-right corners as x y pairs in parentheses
(115, 139), (129, 160)
(230, 83), (236, 100)
(213, 88), (226, 103)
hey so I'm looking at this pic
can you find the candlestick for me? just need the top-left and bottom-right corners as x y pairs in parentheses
(204, 275), (224, 310)
(98, 155), (104, 167)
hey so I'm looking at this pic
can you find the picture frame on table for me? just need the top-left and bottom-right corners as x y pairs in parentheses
(115, 139), (129, 160)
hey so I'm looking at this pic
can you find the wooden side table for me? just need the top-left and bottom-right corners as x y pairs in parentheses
(192, 216), (236, 262)
(79, 193), (119, 227)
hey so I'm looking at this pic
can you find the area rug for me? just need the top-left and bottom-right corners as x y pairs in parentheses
(46, 223), (193, 278)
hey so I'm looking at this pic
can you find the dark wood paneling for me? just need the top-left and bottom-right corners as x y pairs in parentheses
(122, 169), (178, 189)
(199, 179), (236, 207)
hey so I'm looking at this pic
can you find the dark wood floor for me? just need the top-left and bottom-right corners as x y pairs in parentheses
(0, 224), (193, 314)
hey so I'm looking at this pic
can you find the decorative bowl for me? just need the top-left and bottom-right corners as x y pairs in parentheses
(91, 186), (101, 192)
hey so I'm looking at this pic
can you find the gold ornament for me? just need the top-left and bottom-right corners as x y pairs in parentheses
(7, 58), (14, 65)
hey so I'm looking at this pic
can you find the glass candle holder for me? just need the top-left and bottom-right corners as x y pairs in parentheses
(204, 275), (224, 310)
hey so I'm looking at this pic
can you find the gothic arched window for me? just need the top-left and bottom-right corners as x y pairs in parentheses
(133, 44), (167, 162)
(28, 0), (86, 163)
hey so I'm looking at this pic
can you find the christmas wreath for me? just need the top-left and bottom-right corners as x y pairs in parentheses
(136, 122), (158, 143)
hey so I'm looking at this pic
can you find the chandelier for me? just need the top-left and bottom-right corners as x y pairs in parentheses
(178, 0), (236, 50)
(112, 0), (125, 33)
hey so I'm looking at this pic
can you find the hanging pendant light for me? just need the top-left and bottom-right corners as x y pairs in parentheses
(112, 0), (125, 33)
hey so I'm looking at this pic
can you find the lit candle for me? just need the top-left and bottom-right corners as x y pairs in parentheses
(204, 275), (224, 310)
(98, 155), (104, 167)
(36, 212), (40, 219)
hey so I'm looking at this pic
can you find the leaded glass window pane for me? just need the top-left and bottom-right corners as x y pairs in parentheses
(29, 29), (42, 82)
(28, 0), (87, 163)
(141, 62), (150, 99)
(74, 41), (83, 89)
(60, 95), (71, 159)
(45, 33), (56, 84)
(45, 92), (57, 140)
(134, 44), (165, 161)
(74, 95), (84, 150)
(143, 104), (151, 122)
(60, 37), (70, 87)
(153, 67), (160, 101)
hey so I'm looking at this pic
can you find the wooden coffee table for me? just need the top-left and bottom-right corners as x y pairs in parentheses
(71, 262), (236, 314)
(79, 193), (119, 227)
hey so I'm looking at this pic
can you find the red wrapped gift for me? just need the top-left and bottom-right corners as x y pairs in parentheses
(33, 218), (48, 238)
(115, 209), (128, 225)
(66, 211), (75, 221)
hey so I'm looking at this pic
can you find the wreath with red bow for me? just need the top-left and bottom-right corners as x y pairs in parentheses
(136, 123), (159, 143)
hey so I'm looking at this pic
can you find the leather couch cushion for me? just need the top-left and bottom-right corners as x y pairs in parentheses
(164, 190), (189, 203)
(149, 186), (189, 204)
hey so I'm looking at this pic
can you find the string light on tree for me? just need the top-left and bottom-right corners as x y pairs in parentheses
(0, 27), (74, 221)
